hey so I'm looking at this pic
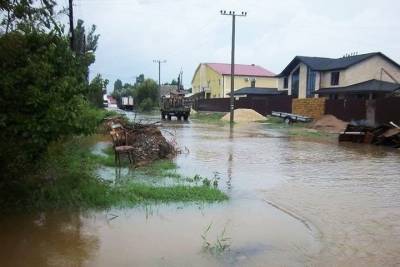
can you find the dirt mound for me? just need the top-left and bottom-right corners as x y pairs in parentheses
(312, 115), (348, 133)
(103, 116), (176, 165)
(221, 109), (266, 122)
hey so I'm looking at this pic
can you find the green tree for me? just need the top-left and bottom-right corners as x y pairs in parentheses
(0, 1), (103, 180)
(112, 79), (123, 98)
(134, 79), (159, 111)
(135, 74), (144, 85)
(73, 19), (100, 55)
(87, 74), (108, 108)
(0, 0), (61, 35)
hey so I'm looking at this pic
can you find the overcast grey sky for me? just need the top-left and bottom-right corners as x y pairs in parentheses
(69, 0), (400, 90)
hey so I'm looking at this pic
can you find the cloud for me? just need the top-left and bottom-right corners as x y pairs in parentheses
(70, 0), (400, 90)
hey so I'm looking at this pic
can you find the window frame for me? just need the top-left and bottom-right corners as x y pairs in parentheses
(283, 77), (288, 89)
(331, 71), (340, 86)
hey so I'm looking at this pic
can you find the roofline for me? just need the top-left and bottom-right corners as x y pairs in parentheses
(221, 74), (276, 78)
(277, 52), (400, 77)
(314, 79), (400, 94)
(205, 63), (276, 77)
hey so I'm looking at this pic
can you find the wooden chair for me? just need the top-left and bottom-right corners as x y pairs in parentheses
(110, 130), (135, 166)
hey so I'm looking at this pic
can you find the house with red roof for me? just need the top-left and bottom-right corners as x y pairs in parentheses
(191, 63), (279, 98)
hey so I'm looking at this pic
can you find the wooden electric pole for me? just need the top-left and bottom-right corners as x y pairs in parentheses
(220, 10), (247, 124)
(153, 59), (167, 98)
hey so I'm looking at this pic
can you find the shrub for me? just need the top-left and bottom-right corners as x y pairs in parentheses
(0, 30), (101, 180)
(139, 98), (155, 112)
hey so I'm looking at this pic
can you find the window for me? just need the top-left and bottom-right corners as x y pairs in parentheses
(331, 71), (340, 86)
(283, 77), (288, 89)
(291, 68), (300, 98)
(306, 68), (316, 97)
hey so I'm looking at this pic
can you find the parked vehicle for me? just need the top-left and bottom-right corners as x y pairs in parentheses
(121, 96), (134, 110)
(271, 111), (313, 124)
(160, 91), (191, 120)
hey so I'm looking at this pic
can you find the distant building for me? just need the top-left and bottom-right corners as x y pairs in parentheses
(107, 95), (117, 108)
(277, 52), (400, 99)
(160, 85), (178, 97)
(191, 63), (278, 99)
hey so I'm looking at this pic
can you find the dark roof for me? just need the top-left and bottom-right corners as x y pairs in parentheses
(278, 52), (400, 76)
(228, 87), (285, 96)
(315, 79), (400, 95)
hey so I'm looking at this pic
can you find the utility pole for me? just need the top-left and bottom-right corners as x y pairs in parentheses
(69, 0), (74, 50)
(153, 59), (167, 98)
(220, 10), (247, 124)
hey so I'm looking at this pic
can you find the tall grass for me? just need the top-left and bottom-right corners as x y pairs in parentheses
(0, 135), (228, 212)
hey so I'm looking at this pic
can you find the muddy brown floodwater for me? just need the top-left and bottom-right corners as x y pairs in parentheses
(1, 111), (400, 267)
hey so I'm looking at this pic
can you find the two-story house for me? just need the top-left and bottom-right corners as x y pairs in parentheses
(277, 52), (400, 99)
(192, 63), (278, 98)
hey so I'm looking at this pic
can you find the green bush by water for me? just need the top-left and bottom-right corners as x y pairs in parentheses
(0, 136), (228, 212)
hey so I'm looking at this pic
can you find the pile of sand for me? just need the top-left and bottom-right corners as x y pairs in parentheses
(221, 109), (266, 122)
(312, 115), (348, 133)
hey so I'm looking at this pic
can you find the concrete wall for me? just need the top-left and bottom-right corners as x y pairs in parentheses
(320, 55), (400, 88)
(292, 98), (326, 119)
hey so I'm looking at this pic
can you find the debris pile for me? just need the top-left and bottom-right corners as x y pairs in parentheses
(103, 116), (176, 165)
(339, 122), (400, 148)
(221, 109), (266, 122)
(312, 115), (348, 133)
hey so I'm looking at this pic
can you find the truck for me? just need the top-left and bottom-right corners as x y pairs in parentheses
(160, 91), (191, 120)
(121, 96), (134, 110)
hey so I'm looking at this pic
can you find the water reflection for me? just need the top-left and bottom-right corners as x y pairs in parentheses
(0, 212), (99, 267)
(2, 113), (400, 266)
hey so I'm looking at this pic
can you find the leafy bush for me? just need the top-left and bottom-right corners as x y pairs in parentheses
(0, 30), (101, 180)
(134, 79), (159, 109)
(139, 98), (155, 112)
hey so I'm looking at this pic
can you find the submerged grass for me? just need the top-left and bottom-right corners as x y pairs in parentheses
(0, 135), (228, 212)
(261, 115), (336, 141)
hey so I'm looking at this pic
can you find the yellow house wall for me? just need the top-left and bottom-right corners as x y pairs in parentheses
(192, 64), (278, 98)
(191, 64), (222, 98)
(222, 76), (278, 97)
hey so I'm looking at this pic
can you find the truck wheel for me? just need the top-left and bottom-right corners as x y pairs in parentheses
(167, 115), (171, 120)
(183, 115), (189, 121)
(161, 113), (166, 120)
(177, 115), (182, 120)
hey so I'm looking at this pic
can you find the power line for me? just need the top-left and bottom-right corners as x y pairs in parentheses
(220, 10), (247, 124)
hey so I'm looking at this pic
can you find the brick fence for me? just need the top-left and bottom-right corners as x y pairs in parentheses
(292, 98), (325, 119)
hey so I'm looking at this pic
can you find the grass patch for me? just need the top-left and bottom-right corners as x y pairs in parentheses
(288, 128), (335, 139)
(191, 112), (227, 124)
(0, 135), (228, 212)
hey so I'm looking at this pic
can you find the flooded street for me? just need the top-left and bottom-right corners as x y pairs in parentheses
(1, 112), (400, 266)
